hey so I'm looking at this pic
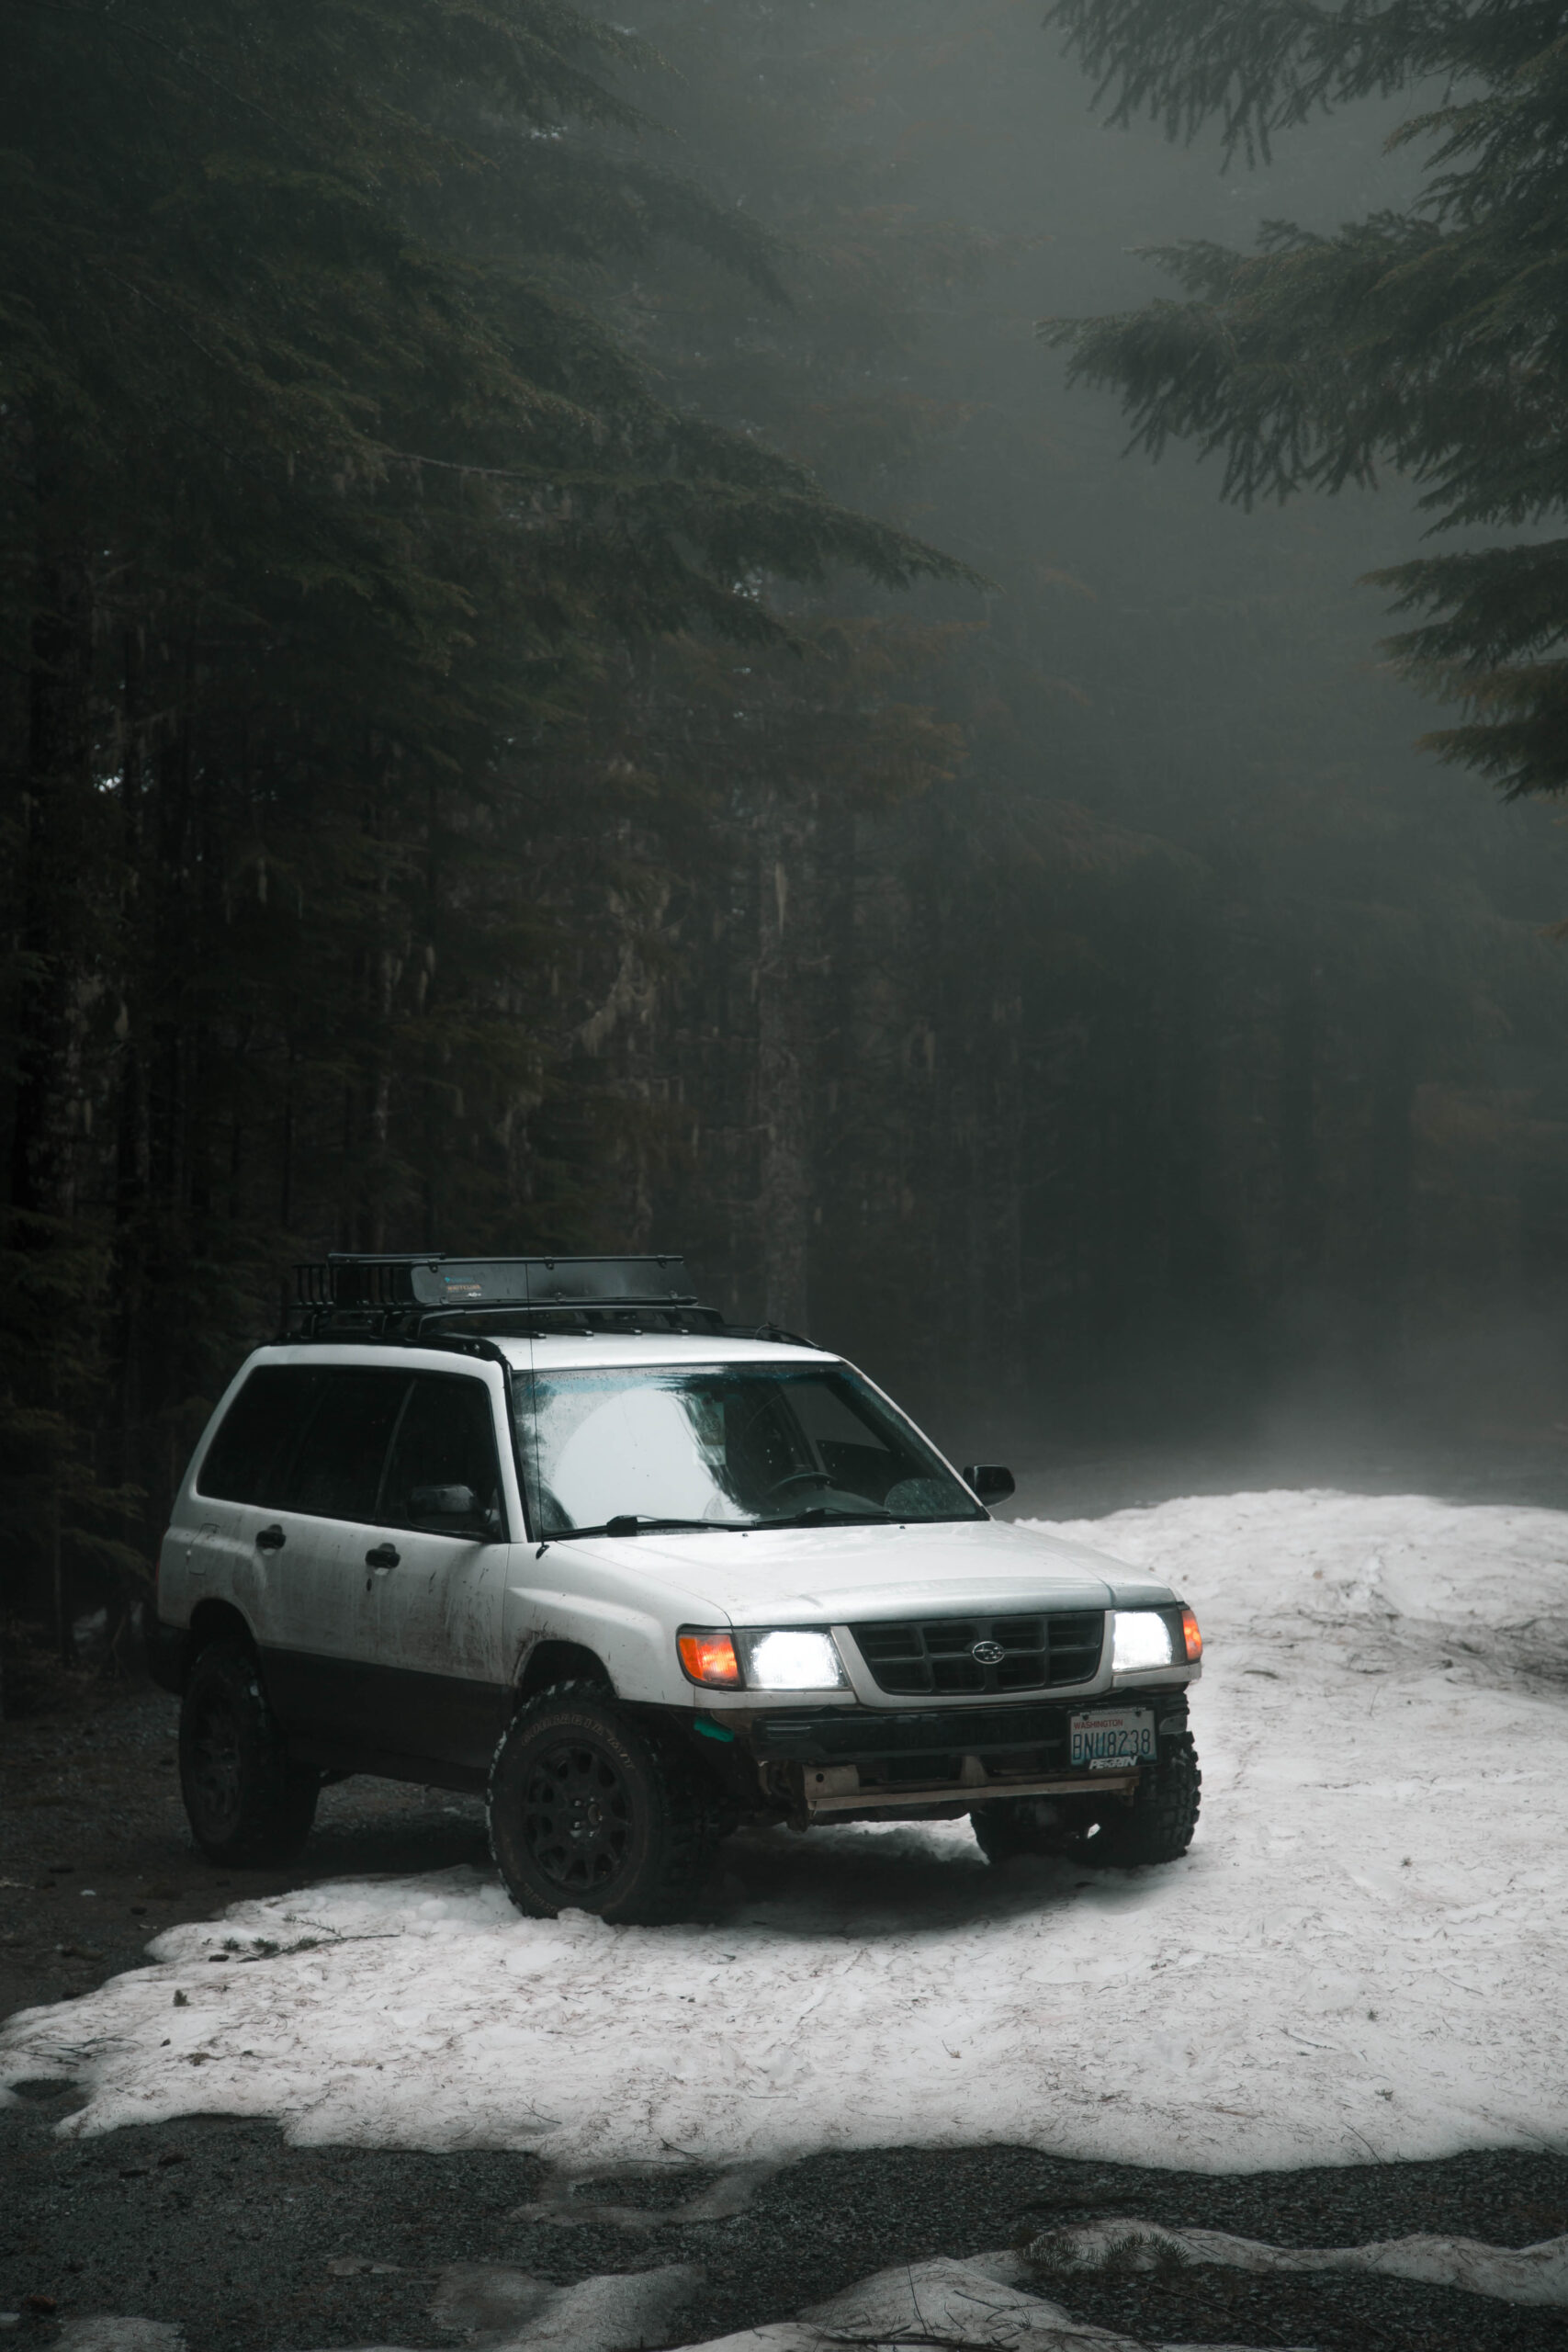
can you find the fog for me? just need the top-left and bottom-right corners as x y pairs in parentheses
(6, 0), (1568, 1634)
(593, 5), (1568, 1496)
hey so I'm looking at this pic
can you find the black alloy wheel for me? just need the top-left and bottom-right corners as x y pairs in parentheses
(178, 1638), (320, 1867)
(525, 1736), (634, 1896)
(186, 1687), (243, 1829)
(489, 1681), (718, 1926)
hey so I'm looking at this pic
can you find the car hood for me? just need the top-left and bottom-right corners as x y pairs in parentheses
(558, 1514), (1176, 1623)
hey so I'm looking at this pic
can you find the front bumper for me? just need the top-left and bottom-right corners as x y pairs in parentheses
(704, 1690), (1190, 1819)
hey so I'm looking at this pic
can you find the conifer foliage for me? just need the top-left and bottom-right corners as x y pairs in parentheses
(0, 0), (964, 1647)
(1044, 0), (1568, 798)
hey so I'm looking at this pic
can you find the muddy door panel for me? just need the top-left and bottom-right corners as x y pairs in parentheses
(253, 1368), (412, 1737)
(353, 1370), (513, 1766)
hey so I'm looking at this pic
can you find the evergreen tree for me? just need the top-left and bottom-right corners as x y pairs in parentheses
(0, 0), (970, 1639)
(1044, 0), (1568, 799)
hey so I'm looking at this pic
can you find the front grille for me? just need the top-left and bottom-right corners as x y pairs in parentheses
(849, 1611), (1105, 1696)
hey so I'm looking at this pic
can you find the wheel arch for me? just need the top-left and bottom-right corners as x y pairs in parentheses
(514, 1638), (613, 1705)
(186, 1598), (257, 1679)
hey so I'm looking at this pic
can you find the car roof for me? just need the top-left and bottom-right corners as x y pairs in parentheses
(253, 1333), (835, 1375)
(522, 1333), (832, 1371)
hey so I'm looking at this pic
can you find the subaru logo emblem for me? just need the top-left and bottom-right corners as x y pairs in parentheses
(971, 1638), (1005, 1666)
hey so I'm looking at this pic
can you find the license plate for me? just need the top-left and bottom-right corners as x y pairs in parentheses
(1069, 1707), (1156, 1770)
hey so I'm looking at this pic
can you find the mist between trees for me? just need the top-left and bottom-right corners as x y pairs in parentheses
(5, 0), (1568, 1657)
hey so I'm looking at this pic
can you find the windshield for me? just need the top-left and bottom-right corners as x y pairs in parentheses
(514, 1361), (984, 1537)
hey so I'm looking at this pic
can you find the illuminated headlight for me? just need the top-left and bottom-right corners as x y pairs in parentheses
(736, 1628), (848, 1690)
(1111, 1610), (1177, 1673)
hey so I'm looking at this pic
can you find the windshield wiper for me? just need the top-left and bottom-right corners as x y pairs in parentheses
(558, 1506), (899, 1538)
(597, 1514), (746, 1537)
(761, 1505), (896, 1527)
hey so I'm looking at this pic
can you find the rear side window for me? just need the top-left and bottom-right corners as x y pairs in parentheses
(381, 1374), (504, 1535)
(197, 1367), (320, 1504)
(285, 1370), (411, 1521)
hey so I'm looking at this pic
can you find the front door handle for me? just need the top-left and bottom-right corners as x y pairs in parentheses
(365, 1543), (400, 1570)
(255, 1523), (286, 1554)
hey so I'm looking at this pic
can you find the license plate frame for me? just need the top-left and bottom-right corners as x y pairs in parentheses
(1069, 1706), (1156, 1770)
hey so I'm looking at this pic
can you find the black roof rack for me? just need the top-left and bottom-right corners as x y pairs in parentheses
(285, 1251), (729, 1343)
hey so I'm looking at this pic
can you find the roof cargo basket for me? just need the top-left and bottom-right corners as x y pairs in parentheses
(286, 1252), (724, 1341)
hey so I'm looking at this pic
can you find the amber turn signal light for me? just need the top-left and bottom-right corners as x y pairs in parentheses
(678, 1629), (742, 1688)
(1181, 1605), (1202, 1662)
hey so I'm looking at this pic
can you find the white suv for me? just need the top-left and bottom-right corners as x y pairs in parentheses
(149, 1254), (1201, 1922)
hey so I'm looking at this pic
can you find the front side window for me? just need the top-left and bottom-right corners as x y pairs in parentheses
(382, 1374), (504, 1536)
(515, 1362), (982, 1538)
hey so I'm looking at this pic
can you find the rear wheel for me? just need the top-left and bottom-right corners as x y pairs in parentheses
(178, 1639), (319, 1866)
(489, 1681), (718, 1926)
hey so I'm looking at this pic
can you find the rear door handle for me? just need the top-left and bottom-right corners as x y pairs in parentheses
(365, 1543), (400, 1570)
(255, 1523), (286, 1554)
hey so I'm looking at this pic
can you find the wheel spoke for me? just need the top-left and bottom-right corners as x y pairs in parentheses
(522, 1733), (634, 1894)
(189, 1704), (242, 1825)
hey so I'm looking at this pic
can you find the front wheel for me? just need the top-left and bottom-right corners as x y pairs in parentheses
(1078, 1734), (1201, 1867)
(489, 1682), (719, 1926)
(178, 1639), (319, 1866)
(973, 1736), (1201, 1871)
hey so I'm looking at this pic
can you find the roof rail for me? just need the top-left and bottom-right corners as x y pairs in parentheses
(285, 1251), (724, 1342)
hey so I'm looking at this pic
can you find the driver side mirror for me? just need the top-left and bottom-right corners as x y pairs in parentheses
(963, 1464), (1015, 1507)
(411, 1483), (485, 1530)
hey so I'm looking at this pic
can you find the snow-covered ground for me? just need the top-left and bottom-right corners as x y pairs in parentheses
(4, 1490), (1567, 2175)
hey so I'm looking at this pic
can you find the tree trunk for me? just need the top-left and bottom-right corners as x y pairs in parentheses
(754, 789), (814, 1332)
(10, 553), (95, 1224)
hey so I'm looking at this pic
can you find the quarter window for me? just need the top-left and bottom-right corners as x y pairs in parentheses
(197, 1366), (319, 1505)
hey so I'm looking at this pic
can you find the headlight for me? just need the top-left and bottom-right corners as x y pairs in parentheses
(1111, 1610), (1177, 1673)
(677, 1625), (849, 1690)
(737, 1628), (848, 1690)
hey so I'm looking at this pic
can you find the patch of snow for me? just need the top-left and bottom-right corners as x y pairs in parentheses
(430, 2259), (700, 2350)
(677, 2255), (1308, 2351)
(295, 2256), (1308, 2352)
(3, 1492), (1567, 2173)
(1027, 2214), (1568, 2306)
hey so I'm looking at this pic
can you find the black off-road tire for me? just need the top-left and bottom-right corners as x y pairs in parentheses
(178, 1638), (320, 1866)
(1081, 1733), (1201, 1867)
(489, 1680), (719, 1926)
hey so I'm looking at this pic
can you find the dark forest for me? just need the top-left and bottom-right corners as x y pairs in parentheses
(6, 0), (1568, 1657)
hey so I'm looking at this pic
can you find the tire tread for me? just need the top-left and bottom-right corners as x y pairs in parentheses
(489, 1679), (718, 1926)
(1093, 1731), (1201, 1866)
